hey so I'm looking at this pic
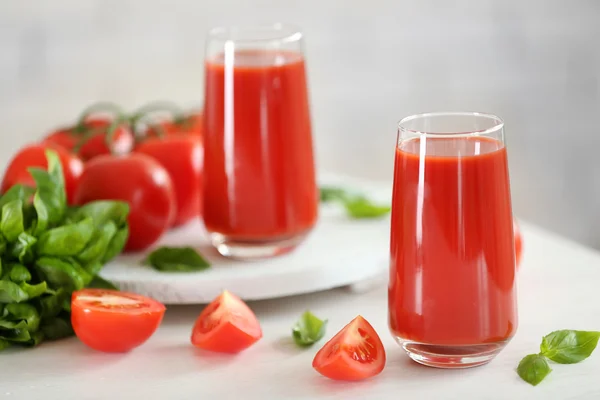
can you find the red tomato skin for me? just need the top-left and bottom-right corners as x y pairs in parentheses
(190, 291), (262, 354)
(73, 153), (176, 251)
(146, 113), (203, 138)
(1, 143), (84, 204)
(71, 289), (166, 353)
(312, 316), (386, 381)
(43, 118), (134, 161)
(134, 136), (203, 226)
(514, 219), (523, 268)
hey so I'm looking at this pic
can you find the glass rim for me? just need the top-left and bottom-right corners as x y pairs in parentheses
(398, 111), (504, 138)
(207, 23), (303, 44)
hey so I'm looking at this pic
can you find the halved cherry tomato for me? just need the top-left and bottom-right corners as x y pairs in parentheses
(145, 112), (203, 138)
(134, 136), (202, 226)
(1, 143), (84, 204)
(191, 290), (262, 353)
(74, 153), (176, 251)
(71, 289), (166, 353)
(44, 117), (134, 161)
(312, 315), (386, 381)
(514, 219), (523, 268)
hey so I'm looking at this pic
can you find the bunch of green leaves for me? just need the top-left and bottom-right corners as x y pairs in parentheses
(517, 330), (600, 386)
(320, 186), (390, 219)
(0, 150), (129, 351)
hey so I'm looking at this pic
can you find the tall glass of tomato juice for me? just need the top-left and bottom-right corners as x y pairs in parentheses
(389, 112), (517, 368)
(203, 24), (318, 259)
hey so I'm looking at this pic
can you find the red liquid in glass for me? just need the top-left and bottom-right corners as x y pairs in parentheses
(203, 50), (318, 240)
(389, 137), (517, 345)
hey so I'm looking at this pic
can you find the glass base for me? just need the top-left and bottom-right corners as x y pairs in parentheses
(209, 232), (308, 260)
(394, 336), (510, 369)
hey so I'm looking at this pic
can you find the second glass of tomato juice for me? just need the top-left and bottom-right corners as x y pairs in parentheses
(388, 112), (518, 368)
(203, 24), (318, 259)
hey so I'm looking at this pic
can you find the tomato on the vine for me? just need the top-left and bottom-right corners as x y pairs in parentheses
(44, 117), (134, 161)
(135, 135), (202, 226)
(191, 290), (262, 353)
(312, 315), (386, 381)
(74, 153), (176, 251)
(71, 289), (166, 353)
(1, 143), (84, 204)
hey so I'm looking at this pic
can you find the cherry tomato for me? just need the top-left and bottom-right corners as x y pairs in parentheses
(1, 143), (84, 204)
(145, 112), (203, 138)
(74, 153), (176, 251)
(44, 118), (134, 161)
(514, 219), (523, 268)
(71, 289), (166, 353)
(191, 290), (262, 353)
(312, 315), (386, 381)
(134, 136), (202, 226)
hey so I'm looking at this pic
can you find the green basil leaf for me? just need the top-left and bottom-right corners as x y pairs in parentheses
(292, 311), (327, 347)
(29, 150), (67, 232)
(102, 226), (129, 263)
(20, 281), (47, 300)
(143, 246), (210, 272)
(3, 263), (31, 283)
(71, 201), (129, 228)
(0, 185), (35, 210)
(63, 257), (93, 286)
(41, 316), (73, 340)
(1, 199), (24, 242)
(0, 319), (28, 330)
(38, 289), (68, 320)
(0, 280), (29, 303)
(35, 257), (85, 293)
(0, 237), (6, 258)
(343, 196), (391, 219)
(540, 330), (600, 364)
(517, 353), (552, 386)
(23, 330), (44, 347)
(320, 186), (348, 202)
(77, 221), (118, 264)
(5, 303), (41, 332)
(10, 232), (37, 263)
(36, 217), (94, 256)
(0, 338), (10, 350)
(87, 275), (118, 290)
(0, 327), (31, 342)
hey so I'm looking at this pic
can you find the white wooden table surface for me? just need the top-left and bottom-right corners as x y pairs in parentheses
(1, 221), (599, 399)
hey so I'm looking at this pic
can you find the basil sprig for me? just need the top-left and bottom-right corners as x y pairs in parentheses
(0, 150), (129, 351)
(320, 186), (390, 219)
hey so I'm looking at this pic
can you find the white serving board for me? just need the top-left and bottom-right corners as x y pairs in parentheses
(100, 175), (392, 304)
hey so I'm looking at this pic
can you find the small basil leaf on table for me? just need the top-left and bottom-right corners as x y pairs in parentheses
(41, 316), (73, 340)
(35, 257), (85, 293)
(0, 199), (24, 242)
(517, 353), (552, 386)
(292, 311), (327, 347)
(343, 196), (391, 219)
(102, 226), (129, 263)
(320, 186), (348, 202)
(540, 330), (600, 364)
(143, 246), (210, 272)
(36, 217), (94, 256)
(87, 275), (118, 290)
(0, 280), (29, 303)
(77, 221), (118, 264)
(9, 232), (37, 263)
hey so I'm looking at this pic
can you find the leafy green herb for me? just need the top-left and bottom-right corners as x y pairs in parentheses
(517, 329), (600, 386)
(36, 217), (94, 256)
(517, 354), (552, 386)
(319, 186), (390, 219)
(1, 200), (24, 242)
(143, 246), (210, 272)
(0, 150), (129, 351)
(540, 330), (600, 364)
(87, 275), (118, 290)
(292, 311), (327, 347)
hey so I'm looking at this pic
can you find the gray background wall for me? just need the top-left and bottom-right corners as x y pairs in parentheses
(1, 0), (599, 248)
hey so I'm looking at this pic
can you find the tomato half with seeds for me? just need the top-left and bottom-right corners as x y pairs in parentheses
(191, 290), (262, 353)
(71, 289), (166, 353)
(312, 315), (386, 381)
